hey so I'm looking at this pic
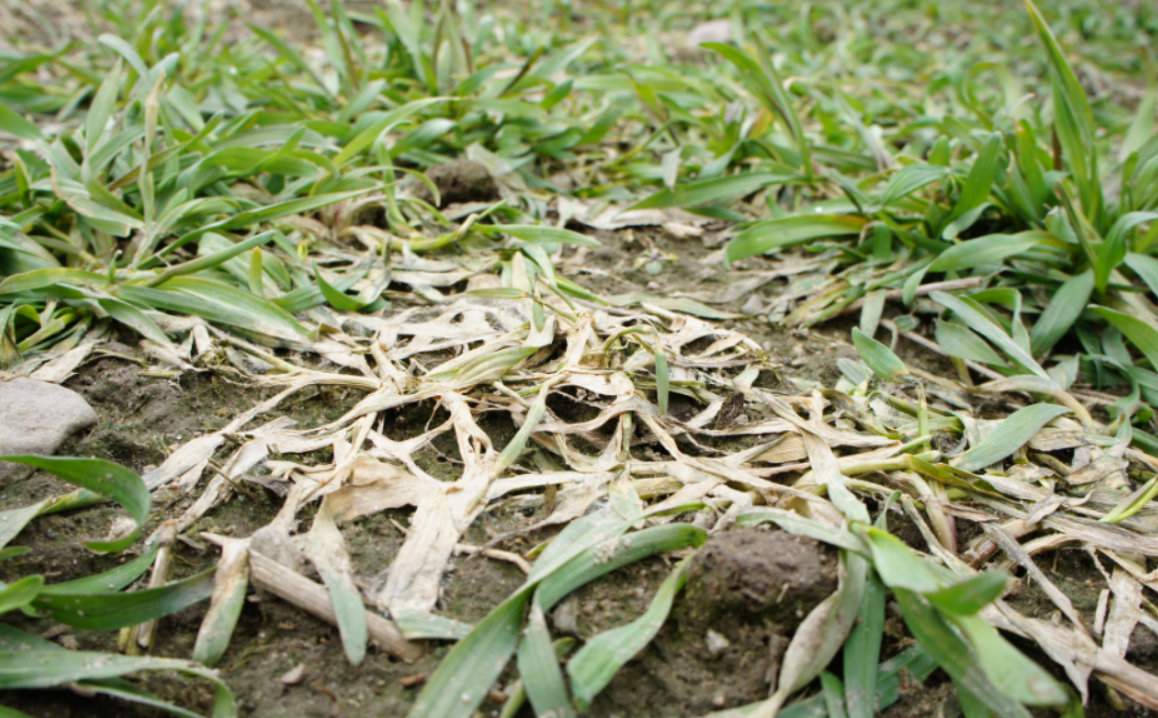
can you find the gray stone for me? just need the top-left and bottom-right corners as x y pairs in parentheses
(0, 378), (97, 456)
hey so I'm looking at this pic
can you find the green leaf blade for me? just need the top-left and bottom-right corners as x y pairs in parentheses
(952, 404), (1069, 473)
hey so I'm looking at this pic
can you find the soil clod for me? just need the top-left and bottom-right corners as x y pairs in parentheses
(679, 527), (838, 626)
(417, 160), (499, 207)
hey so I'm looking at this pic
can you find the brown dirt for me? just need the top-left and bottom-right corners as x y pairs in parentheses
(0, 350), (643, 717)
(3, 227), (1154, 718)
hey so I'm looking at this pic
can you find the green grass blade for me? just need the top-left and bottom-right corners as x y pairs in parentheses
(928, 232), (1043, 273)
(0, 456), (148, 552)
(942, 134), (1003, 240)
(774, 552), (867, 707)
(0, 576), (44, 614)
(632, 172), (794, 210)
(1124, 253), (1158, 300)
(516, 603), (574, 718)
(568, 555), (693, 710)
(736, 508), (864, 552)
(843, 571), (885, 718)
(935, 319), (1009, 367)
(1121, 89), (1156, 163)
(0, 268), (108, 296)
(497, 385), (549, 472)
(894, 589), (1030, 718)
(536, 524), (707, 610)
(1097, 211), (1158, 291)
(39, 545), (159, 596)
(526, 505), (638, 586)
(953, 614), (1069, 707)
(726, 214), (867, 262)
(65, 680), (207, 718)
(821, 672), (847, 718)
(864, 528), (945, 594)
(952, 403), (1069, 472)
(1029, 269), (1093, 357)
(0, 625), (236, 716)
(97, 297), (176, 350)
(314, 267), (375, 312)
(248, 23), (333, 97)
(481, 224), (601, 248)
(393, 610), (472, 640)
(710, 646), (938, 718)
(96, 34), (149, 79)
(33, 568), (215, 630)
(410, 515), (700, 718)
(931, 291), (1048, 379)
(168, 190), (371, 255)
(1024, 0), (1101, 223)
(705, 42), (811, 174)
(119, 277), (309, 343)
(1090, 306), (1158, 371)
(1099, 475), (1158, 524)
(150, 231), (278, 285)
(84, 63), (123, 156)
(0, 503), (48, 552)
(321, 571), (367, 666)
(408, 592), (529, 718)
(335, 97), (450, 165)
(926, 572), (1008, 616)
(879, 164), (949, 206)
(0, 103), (42, 140)
(851, 328), (907, 381)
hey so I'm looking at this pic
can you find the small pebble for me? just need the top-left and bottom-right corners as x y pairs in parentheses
(279, 663), (306, 686)
(399, 673), (427, 688)
(705, 628), (731, 656)
(552, 598), (580, 636)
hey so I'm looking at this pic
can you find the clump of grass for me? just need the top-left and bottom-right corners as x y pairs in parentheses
(641, 0), (1157, 449)
(0, 455), (234, 716)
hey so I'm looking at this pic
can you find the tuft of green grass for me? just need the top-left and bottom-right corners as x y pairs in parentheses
(0, 455), (233, 716)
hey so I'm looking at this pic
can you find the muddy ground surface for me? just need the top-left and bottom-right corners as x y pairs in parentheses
(1, 217), (1153, 717)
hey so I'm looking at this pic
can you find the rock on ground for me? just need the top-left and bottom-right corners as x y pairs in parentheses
(0, 378), (98, 456)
